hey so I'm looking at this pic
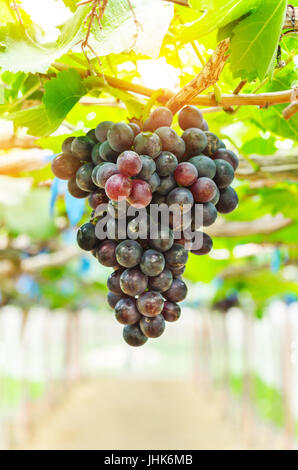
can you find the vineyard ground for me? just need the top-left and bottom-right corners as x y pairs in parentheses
(21, 377), (273, 450)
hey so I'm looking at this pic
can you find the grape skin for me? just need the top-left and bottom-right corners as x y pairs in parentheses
(123, 324), (148, 347)
(178, 105), (203, 130)
(174, 162), (198, 187)
(116, 240), (143, 268)
(137, 155), (156, 180)
(213, 159), (234, 189)
(120, 268), (148, 296)
(203, 132), (221, 156)
(140, 314), (166, 338)
(182, 128), (208, 157)
(117, 150), (142, 177)
(148, 268), (173, 292)
(71, 136), (93, 161)
(93, 162), (118, 189)
(188, 155), (216, 179)
(62, 136), (75, 153)
(143, 107), (173, 131)
(165, 244), (188, 268)
(68, 177), (89, 198)
(164, 278), (187, 303)
(140, 249), (165, 277)
(107, 291), (124, 309)
(51, 153), (82, 180)
(76, 163), (97, 192)
(99, 141), (119, 163)
(134, 132), (161, 159)
(137, 291), (164, 317)
(213, 148), (239, 170)
(95, 121), (113, 143)
(155, 151), (178, 177)
(191, 231), (213, 255)
(156, 175), (176, 196)
(77, 223), (97, 251)
(127, 179), (152, 208)
(191, 177), (217, 203)
(105, 173), (132, 201)
(115, 298), (141, 325)
(216, 186), (238, 214)
(96, 240), (118, 267)
(107, 122), (134, 152)
(162, 301), (181, 322)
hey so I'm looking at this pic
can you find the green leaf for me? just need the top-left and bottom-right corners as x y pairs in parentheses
(0, 6), (87, 73)
(241, 136), (277, 155)
(178, 0), (259, 43)
(4, 105), (60, 136)
(43, 69), (86, 121)
(229, 0), (287, 80)
(87, 0), (174, 59)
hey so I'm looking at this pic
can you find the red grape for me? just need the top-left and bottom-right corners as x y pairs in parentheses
(51, 153), (82, 180)
(117, 150), (142, 176)
(105, 173), (132, 201)
(127, 179), (152, 208)
(174, 162), (198, 187)
(190, 177), (217, 203)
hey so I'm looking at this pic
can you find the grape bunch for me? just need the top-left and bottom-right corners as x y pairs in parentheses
(51, 105), (239, 346)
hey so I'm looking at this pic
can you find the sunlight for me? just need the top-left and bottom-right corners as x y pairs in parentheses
(137, 58), (180, 91)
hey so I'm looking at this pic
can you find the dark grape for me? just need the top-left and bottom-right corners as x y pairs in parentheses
(191, 177), (217, 203)
(120, 268), (148, 296)
(202, 202), (217, 227)
(149, 228), (174, 252)
(148, 268), (173, 292)
(182, 128), (208, 157)
(95, 121), (113, 143)
(127, 179), (152, 208)
(76, 162), (97, 192)
(148, 172), (160, 192)
(213, 159), (234, 188)
(62, 136), (75, 153)
(88, 190), (108, 209)
(115, 298), (141, 325)
(86, 129), (98, 143)
(164, 278), (187, 303)
(91, 143), (104, 165)
(157, 175), (176, 195)
(155, 151), (178, 177)
(107, 269), (124, 294)
(169, 212), (191, 232)
(117, 150), (142, 177)
(191, 232), (213, 255)
(93, 162), (118, 188)
(116, 240), (143, 268)
(51, 152), (82, 180)
(213, 148), (239, 170)
(165, 244), (188, 268)
(71, 136), (93, 161)
(96, 240), (118, 267)
(188, 155), (216, 179)
(144, 107), (173, 131)
(216, 186), (238, 214)
(174, 162), (198, 187)
(99, 140), (119, 163)
(134, 132), (161, 159)
(105, 174), (132, 201)
(168, 265), (185, 277)
(203, 131), (221, 156)
(178, 105), (203, 130)
(219, 140), (226, 149)
(107, 291), (124, 309)
(108, 122), (134, 152)
(140, 249), (165, 277)
(108, 199), (128, 219)
(140, 314), (165, 338)
(128, 122), (141, 137)
(162, 301), (181, 322)
(77, 223), (97, 251)
(123, 324), (148, 347)
(166, 187), (194, 212)
(137, 155), (156, 180)
(155, 127), (186, 160)
(67, 177), (89, 198)
(137, 291), (164, 317)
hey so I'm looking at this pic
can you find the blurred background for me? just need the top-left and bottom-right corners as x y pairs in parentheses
(0, 0), (297, 451)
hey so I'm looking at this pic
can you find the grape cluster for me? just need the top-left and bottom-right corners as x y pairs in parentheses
(51, 105), (239, 347)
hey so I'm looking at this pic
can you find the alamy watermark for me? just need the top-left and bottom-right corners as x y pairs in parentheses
(94, 201), (204, 251)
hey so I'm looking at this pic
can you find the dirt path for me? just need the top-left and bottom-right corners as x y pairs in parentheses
(23, 378), (268, 450)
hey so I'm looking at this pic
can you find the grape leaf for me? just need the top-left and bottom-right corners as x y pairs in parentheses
(229, 0), (287, 80)
(178, 0), (259, 43)
(43, 69), (86, 121)
(4, 105), (61, 136)
(86, 0), (174, 59)
(0, 6), (88, 73)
